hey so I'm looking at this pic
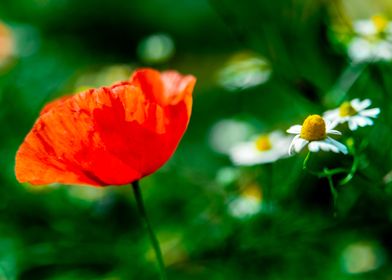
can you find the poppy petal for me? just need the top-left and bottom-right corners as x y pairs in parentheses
(15, 69), (196, 186)
(130, 68), (195, 109)
(40, 95), (72, 115)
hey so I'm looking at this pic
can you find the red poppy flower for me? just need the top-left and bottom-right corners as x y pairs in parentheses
(15, 68), (196, 186)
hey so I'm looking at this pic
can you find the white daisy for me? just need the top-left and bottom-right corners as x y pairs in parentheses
(287, 115), (348, 155)
(229, 131), (291, 166)
(348, 15), (392, 63)
(324, 99), (380, 131)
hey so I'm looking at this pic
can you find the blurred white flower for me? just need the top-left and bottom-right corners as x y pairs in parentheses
(228, 184), (262, 219)
(215, 166), (241, 186)
(348, 15), (392, 62)
(217, 51), (271, 91)
(209, 119), (256, 154)
(67, 186), (107, 203)
(324, 99), (380, 131)
(287, 115), (347, 155)
(341, 241), (385, 274)
(229, 131), (291, 166)
(73, 64), (133, 92)
(0, 21), (15, 67)
(137, 33), (175, 64)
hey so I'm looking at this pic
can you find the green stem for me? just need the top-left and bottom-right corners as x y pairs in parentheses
(303, 152), (311, 170)
(325, 169), (338, 203)
(323, 168), (348, 176)
(339, 140), (365, 186)
(303, 154), (341, 213)
(132, 181), (167, 280)
(339, 156), (359, 185)
(264, 163), (273, 212)
(303, 152), (348, 178)
(326, 172), (338, 216)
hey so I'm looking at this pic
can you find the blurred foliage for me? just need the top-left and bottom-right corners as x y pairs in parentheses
(1, 0), (392, 279)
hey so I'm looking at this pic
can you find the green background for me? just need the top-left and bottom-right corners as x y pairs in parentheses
(1, 0), (392, 279)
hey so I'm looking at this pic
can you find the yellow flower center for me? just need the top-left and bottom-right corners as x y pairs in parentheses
(300, 115), (326, 141)
(242, 183), (262, 201)
(372, 15), (389, 34)
(339, 101), (357, 117)
(255, 135), (272, 151)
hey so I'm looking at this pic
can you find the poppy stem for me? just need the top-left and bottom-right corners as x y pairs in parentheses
(132, 181), (167, 280)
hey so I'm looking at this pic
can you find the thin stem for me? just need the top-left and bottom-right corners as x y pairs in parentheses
(325, 170), (338, 216)
(339, 156), (359, 185)
(303, 154), (341, 214)
(263, 163), (273, 212)
(325, 170), (338, 203)
(303, 152), (349, 178)
(323, 168), (348, 176)
(303, 152), (311, 170)
(132, 181), (167, 280)
(339, 139), (366, 186)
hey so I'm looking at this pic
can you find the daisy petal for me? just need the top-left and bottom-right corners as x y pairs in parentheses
(323, 109), (339, 120)
(269, 131), (285, 141)
(294, 138), (308, 153)
(288, 135), (299, 155)
(360, 99), (371, 109)
(353, 20), (377, 36)
(351, 98), (361, 108)
(229, 142), (259, 166)
(325, 137), (348, 154)
(375, 41), (392, 60)
(360, 108), (380, 118)
(325, 119), (335, 130)
(348, 39), (373, 62)
(354, 116), (373, 127)
(348, 120), (358, 131)
(286, 125), (302, 134)
(353, 99), (371, 111)
(327, 129), (342, 135)
(308, 141), (320, 152)
(319, 141), (338, 153)
(318, 142), (330, 152)
(275, 137), (294, 153)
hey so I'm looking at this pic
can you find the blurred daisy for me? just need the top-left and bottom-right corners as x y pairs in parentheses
(73, 64), (134, 91)
(229, 131), (291, 165)
(348, 15), (392, 62)
(209, 119), (256, 154)
(137, 33), (175, 64)
(287, 115), (347, 155)
(216, 166), (241, 186)
(341, 241), (385, 274)
(0, 21), (14, 67)
(217, 51), (271, 91)
(228, 184), (262, 219)
(324, 99), (380, 131)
